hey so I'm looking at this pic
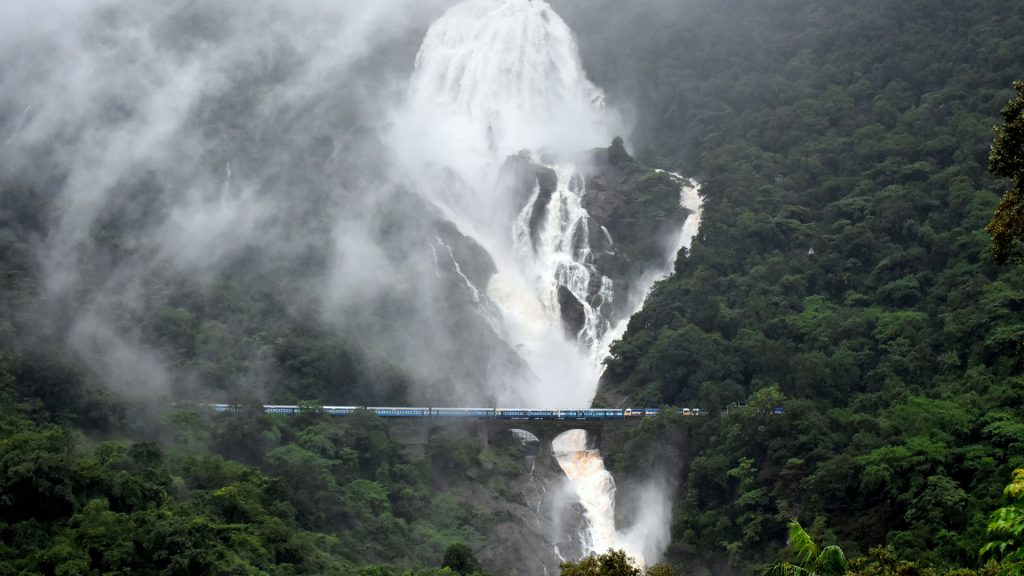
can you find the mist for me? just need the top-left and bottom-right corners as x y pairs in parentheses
(0, 0), (699, 571)
(0, 0), (545, 404)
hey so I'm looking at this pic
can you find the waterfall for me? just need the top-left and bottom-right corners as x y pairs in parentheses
(391, 0), (703, 568)
(513, 163), (614, 356)
(552, 431), (643, 566)
(392, 0), (617, 409)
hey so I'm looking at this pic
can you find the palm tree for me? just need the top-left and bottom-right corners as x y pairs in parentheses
(764, 519), (850, 576)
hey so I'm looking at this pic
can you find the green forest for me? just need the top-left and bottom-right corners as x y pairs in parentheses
(3, 0), (1024, 574)
(582, 0), (1024, 573)
(0, 371), (530, 574)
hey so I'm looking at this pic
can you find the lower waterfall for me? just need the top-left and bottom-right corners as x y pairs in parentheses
(552, 430), (639, 565)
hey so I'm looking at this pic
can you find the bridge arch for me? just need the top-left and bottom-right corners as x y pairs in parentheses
(478, 420), (608, 452)
(491, 427), (542, 446)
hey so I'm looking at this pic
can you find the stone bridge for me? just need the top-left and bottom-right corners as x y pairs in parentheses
(387, 417), (648, 457)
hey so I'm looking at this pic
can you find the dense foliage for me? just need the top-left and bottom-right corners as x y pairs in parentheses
(0, 350), (523, 574)
(987, 82), (1024, 264)
(4, 0), (1024, 574)
(577, 0), (1024, 573)
(981, 469), (1024, 575)
(559, 549), (641, 576)
(763, 519), (849, 576)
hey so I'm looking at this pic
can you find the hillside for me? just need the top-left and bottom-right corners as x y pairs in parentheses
(559, 0), (1024, 572)
(2, 0), (1024, 575)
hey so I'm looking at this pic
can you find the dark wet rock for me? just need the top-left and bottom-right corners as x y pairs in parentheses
(528, 167), (558, 250)
(499, 151), (559, 252)
(576, 140), (690, 319)
(466, 452), (587, 576)
(434, 219), (498, 289)
(557, 284), (586, 340)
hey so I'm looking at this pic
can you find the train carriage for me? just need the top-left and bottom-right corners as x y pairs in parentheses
(201, 403), (705, 420)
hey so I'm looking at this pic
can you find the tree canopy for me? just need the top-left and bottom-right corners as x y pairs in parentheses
(987, 82), (1024, 263)
(560, 550), (642, 576)
(981, 469), (1024, 576)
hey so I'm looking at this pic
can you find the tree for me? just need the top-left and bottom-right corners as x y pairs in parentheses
(849, 546), (999, 576)
(987, 82), (1024, 264)
(442, 543), (482, 576)
(764, 519), (850, 576)
(560, 550), (641, 576)
(644, 564), (676, 576)
(981, 469), (1024, 576)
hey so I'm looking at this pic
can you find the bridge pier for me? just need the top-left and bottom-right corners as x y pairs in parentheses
(386, 416), (677, 460)
(385, 418), (432, 458)
(477, 421), (489, 450)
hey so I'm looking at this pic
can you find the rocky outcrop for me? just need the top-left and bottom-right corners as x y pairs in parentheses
(434, 219), (497, 290)
(362, 189), (536, 406)
(496, 142), (689, 332)
(577, 141), (690, 319)
(469, 450), (588, 576)
(499, 151), (558, 252)
(557, 285), (586, 339)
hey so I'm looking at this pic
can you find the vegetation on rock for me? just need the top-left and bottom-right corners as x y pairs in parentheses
(987, 82), (1024, 264)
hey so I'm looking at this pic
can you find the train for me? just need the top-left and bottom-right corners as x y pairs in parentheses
(205, 404), (706, 420)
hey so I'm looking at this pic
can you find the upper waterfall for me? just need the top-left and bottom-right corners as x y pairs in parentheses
(397, 0), (613, 182)
(389, 0), (698, 416)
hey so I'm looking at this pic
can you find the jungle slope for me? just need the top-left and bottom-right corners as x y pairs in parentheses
(559, 0), (1024, 573)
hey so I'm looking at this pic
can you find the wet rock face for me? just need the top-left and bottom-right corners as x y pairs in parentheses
(557, 284), (586, 339)
(499, 151), (559, 252)
(434, 219), (497, 289)
(472, 450), (587, 576)
(496, 143), (688, 331)
(529, 167), (559, 251)
(580, 172), (625, 233)
(578, 143), (689, 319)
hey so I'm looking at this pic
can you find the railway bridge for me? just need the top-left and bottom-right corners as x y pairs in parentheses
(386, 415), (642, 455)
(204, 404), (709, 456)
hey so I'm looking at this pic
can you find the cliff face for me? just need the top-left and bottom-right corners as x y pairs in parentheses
(498, 151), (560, 253)
(499, 140), (689, 330)
(579, 139), (691, 320)
(472, 449), (589, 576)
(364, 190), (534, 406)
(416, 423), (591, 576)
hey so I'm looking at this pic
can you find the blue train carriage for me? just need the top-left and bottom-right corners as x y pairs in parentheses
(586, 408), (625, 420)
(495, 408), (531, 420)
(369, 407), (433, 417)
(264, 405), (299, 415)
(428, 407), (494, 418)
(555, 409), (584, 420)
(322, 406), (357, 416)
(527, 410), (556, 420)
(556, 409), (621, 420)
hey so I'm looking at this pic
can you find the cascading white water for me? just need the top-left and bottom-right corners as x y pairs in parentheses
(515, 163), (615, 356)
(392, 0), (704, 568)
(406, 0), (609, 167)
(392, 0), (618, 409)
(552, 430), (645, 566)
(549, 181), (701, 568)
